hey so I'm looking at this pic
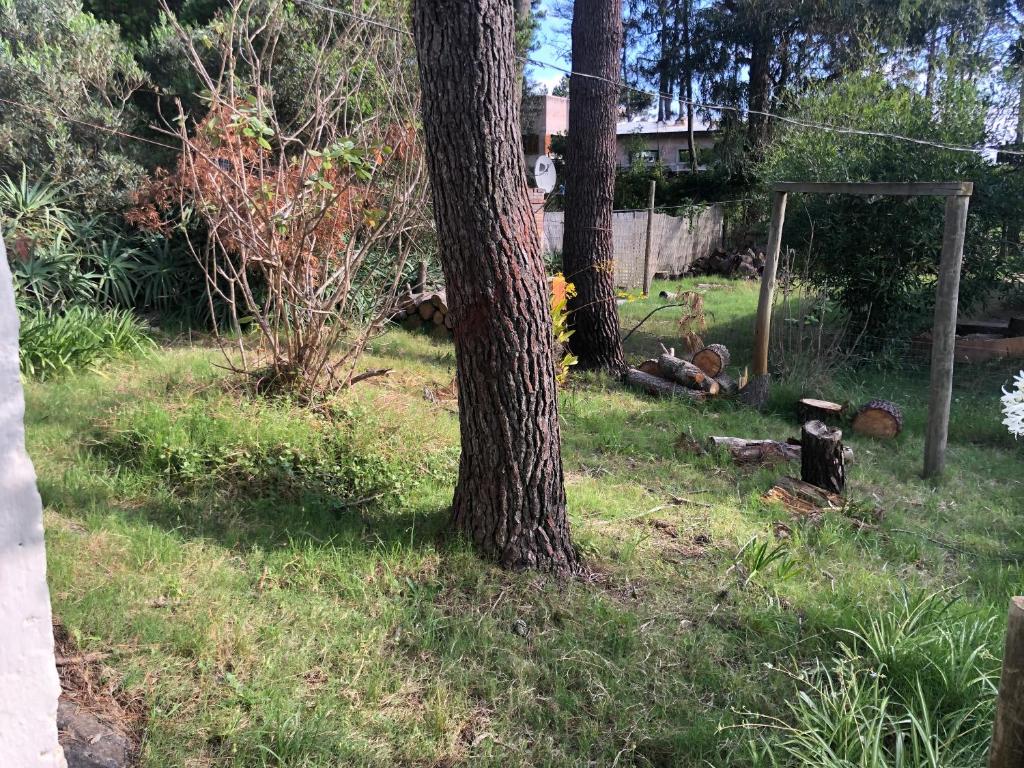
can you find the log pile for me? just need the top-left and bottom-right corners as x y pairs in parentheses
(687, 247), (765, 279)
(392, 289), (453, 340)
(625, 343), (739, 402)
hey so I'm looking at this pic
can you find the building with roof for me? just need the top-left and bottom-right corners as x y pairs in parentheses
(614, 119), (717, 172)
(521, 94), (718, 174)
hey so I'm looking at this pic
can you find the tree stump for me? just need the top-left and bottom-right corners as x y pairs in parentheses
(692, 343), (730, 377)
(990, 596), (1024, 768)
(798, 398), (844, 424)
(800, 420), (845, 494)
(852, 399), (903, 438)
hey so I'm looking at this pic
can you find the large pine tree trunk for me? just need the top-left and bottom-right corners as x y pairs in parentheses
(561, 0), (626, 373)
(413, 0), (578, 574)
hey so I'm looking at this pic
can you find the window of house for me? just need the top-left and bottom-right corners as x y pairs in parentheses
(630, 149), (659, 164)
(677, 148), (692, 167)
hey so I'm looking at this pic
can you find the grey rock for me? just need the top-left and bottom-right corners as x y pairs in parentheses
(58, 697), (132, 768)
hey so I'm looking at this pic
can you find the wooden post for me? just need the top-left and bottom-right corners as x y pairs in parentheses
(990, 597), (1024, 768)
(642, 179), (656, 295)
(415, 260), (428, 294)
(752, 190), (788, 377)
(924, 193), (970, 478)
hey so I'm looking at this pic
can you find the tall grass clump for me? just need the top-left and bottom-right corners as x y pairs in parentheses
(739, 590), (999, 767)
(19, 305), (152, 379)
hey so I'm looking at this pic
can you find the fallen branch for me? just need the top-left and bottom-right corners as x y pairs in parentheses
(620, 303), (691, 346)
(349, 368), (393, 386)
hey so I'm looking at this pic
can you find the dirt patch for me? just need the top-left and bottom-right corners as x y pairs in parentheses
(54, 622), (144, 768)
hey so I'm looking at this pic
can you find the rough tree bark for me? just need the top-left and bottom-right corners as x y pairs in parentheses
(412, 0), (579, 574)
(561, 0), (627, 373)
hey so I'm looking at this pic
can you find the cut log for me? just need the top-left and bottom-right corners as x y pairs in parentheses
(444, 313), (454, 330)
(403, 315), (423, 331)
(691, 344), (730, 377)
(716, 372), (738, 397)
(624, 368), (706, 401)
(852, 399), (903, 438)
(637, 358), (663, 377)
(774, 476), (844, 510)
(417, 302), (435, 321)
(800, 420), (845, 494)
(657, 353), (706, 389)
(393, 308), (408, 321)
(707, 436), (800, 464)
(432, 310), (445, 325)
(430, 293), (448, 312)
(708, 435), (854, 465)
(798, 398), (844, 424)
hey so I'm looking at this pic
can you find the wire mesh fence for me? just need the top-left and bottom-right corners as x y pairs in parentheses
(542, 205), (724, 288)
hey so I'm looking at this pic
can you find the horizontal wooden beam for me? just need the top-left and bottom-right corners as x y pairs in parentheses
(772, 181), (973, 197)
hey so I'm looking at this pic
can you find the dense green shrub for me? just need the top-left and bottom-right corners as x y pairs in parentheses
(18, 304), (152, 378)
(759, 73), (1024, 339)
(0, 0), (150, 215)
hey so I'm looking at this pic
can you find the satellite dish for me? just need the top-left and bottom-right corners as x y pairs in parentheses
(530, 154), (557, 194)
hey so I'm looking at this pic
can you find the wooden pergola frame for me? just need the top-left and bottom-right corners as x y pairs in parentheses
(753, 181), (974, 478)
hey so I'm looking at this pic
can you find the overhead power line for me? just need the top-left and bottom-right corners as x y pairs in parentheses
(292, 0), (1024, 158)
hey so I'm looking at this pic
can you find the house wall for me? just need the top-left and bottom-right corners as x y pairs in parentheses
(0, 236), (66, 768)
(522, 95), (569, 156)
(615, 132), (717, 170)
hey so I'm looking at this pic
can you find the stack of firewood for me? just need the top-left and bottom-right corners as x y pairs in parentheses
(392, 288), (453, 339)
(625, 343), (739, 401)
(687, 248), (765, 279)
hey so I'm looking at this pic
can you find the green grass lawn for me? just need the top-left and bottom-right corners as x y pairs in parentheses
(28, 279), (1024, 766)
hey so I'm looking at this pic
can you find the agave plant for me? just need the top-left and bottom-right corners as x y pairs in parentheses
(0, 167), (73, 247)
(91, 236), (143, 308)
(10, 239), (98, 309)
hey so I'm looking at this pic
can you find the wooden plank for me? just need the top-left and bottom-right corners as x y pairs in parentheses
(990, 596), (1024, 768)
(642, 179), (656, 295)
(924, 193), (970, 478)
(772, 181), (973, 197)
(752, 190), (788, 376)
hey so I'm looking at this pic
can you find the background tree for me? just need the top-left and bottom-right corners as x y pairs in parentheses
(562, 0), (627, 372)
(412, 0), (579, 574)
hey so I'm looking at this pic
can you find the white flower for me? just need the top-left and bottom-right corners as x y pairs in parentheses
(1004, 371), (1024, 439)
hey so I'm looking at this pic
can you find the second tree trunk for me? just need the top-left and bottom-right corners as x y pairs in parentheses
(561, 0), (626, 373)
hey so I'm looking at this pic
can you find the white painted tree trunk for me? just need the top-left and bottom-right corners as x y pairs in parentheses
(0, 236), (66, 767)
